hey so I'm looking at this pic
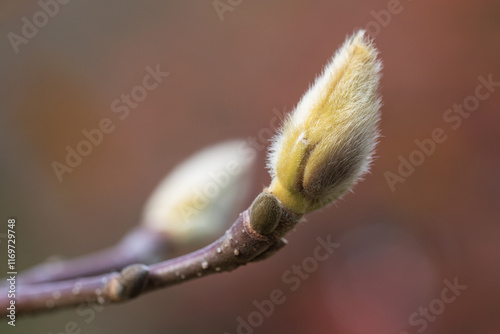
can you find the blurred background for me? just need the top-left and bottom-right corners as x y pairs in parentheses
(1, 0), (499, 333)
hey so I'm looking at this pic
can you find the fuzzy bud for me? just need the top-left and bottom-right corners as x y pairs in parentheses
(267, 30), (382, 214)
(143, 140), (255, 245)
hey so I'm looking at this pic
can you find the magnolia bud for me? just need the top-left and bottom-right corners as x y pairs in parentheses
(267, 30), (382, 214)
(143, 140), (255, 245)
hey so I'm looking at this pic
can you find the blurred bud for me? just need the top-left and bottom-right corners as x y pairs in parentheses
(267, 30), (382, 214)
(143, 140), (255, 245)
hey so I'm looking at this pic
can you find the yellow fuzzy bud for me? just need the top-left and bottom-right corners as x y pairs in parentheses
(267, 30), (382, 214)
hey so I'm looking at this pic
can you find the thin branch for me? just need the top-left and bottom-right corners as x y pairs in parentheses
(1, 197), (301, 317)
(16, 227), (169, 285)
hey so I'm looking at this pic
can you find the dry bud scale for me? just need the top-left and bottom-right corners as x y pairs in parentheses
(266, 30), (382, 215)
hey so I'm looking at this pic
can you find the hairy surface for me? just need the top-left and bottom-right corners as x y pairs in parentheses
(267, 30), (382, 214)
(143, 140), (254, 244)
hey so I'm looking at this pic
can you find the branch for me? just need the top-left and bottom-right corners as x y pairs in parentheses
(15, 227), (169, 285)
(1, 192), (300, 316)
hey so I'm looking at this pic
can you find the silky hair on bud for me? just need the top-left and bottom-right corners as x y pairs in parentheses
(267, 30), (382, 214)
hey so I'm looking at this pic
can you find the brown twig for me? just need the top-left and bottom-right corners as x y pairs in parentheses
(15, 227), (169, 285)
(0, 190), (301, 317)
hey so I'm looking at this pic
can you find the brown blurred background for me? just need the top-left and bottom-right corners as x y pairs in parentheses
(1, 0), (499, 333)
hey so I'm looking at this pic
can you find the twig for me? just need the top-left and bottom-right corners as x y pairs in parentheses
(16, 227), (169, 285)
(0, 191), (301, 316)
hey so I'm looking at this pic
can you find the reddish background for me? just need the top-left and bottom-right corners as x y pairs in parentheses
(1, 1), (499, 333)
